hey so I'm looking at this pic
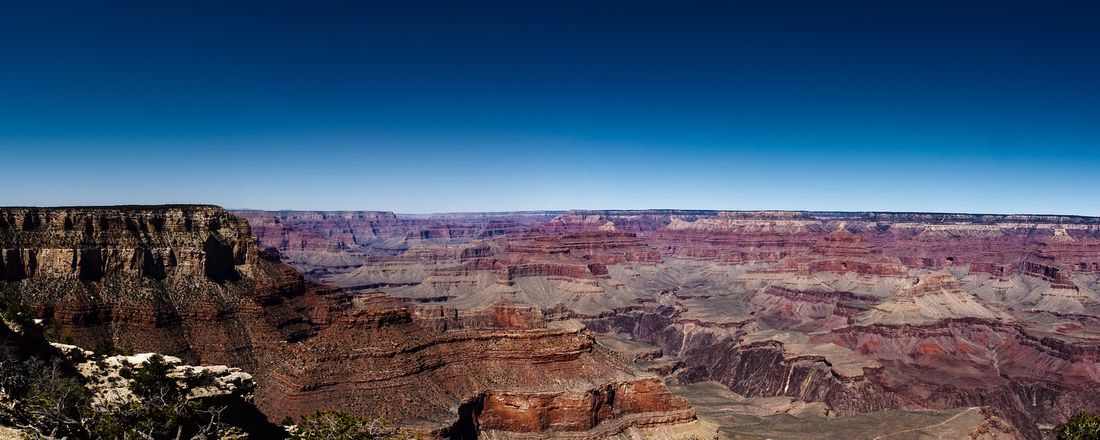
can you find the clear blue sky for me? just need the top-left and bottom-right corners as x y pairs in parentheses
(1, 0), (1098, 214)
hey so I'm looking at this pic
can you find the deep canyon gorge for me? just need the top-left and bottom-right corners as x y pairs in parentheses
(4, 206), (1100, 439)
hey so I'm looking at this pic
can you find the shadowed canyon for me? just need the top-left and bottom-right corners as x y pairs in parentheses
(4, 206), (1100, 439)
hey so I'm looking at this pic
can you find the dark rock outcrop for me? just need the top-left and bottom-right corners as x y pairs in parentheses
(0, 206), (340, 372)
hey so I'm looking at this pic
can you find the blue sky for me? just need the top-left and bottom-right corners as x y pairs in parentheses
(1, 0), (1098, 214)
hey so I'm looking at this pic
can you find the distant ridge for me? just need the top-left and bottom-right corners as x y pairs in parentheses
(230, 209), (1100, 224)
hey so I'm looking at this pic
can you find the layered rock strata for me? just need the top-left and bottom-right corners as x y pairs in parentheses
(1, 206), (699, 439)
(0, 206), (340, 373)
(235, 209), (1100, 438)
(258, 293), (696, 438)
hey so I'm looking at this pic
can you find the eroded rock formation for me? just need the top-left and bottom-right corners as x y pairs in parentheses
(8, 206), (1100, 438)
(0, 206), (339, 373)
(257, 293), (696, 437)
(237, 209), (1100, 439)
(1, 206), (700, 439)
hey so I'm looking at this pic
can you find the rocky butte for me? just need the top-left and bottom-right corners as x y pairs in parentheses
(2, 206), (1098, 438)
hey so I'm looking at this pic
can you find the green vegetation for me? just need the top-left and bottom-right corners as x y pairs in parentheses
(0, 353), (241, 439)
(1058, 411), (1100, 440)
(0, 298), (37, 328)
(44, 326), (77, 346)
(2, 298), (258, 439)
(290, 410), (416, 440)
(3, 357), (89, 438)
(91, 354), (227, 439)
(90, 336), (133, 357)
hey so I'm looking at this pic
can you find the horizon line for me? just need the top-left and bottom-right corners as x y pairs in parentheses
(6, 204), (1100, 220)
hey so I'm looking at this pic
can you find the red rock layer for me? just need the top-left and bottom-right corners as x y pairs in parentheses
(0, 206), (344, 373)
(2, 206), (697, 438)
(232, 210), (1100, 277)
(257, 295), (694, 436)
(1019, 251), (1079, 289)
(771, 229), (908, 276)
(588, 308), (1100, 440)
(467, 378), (693, 433)
(504, 231), (661, 265)
(231, 209), (1100, 438)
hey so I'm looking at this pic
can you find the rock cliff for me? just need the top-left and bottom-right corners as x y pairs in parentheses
(257, 293), (696, 438)
(1, 302), (276, 438)
(237, 209), (1100, 439)
(0, 206), (339, 373)
(16, 207), (1096, 438)
(2, 206), (700, 439)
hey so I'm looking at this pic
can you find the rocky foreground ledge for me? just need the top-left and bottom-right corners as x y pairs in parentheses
(1, 307), (275, 438)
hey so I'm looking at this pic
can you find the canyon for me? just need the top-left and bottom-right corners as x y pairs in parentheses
(236, 209), (1100, 439)
(0, 206), (704, 439)
(4, 206), (1100, 438)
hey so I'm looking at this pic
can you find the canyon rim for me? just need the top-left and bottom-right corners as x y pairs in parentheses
(4, 207), (1100, 438)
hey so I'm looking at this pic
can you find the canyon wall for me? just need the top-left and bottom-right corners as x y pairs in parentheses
(8, 206), (1100, 438)
(0, 206), (336, 372)
(237, 209), (1100, 439)
(0, 206), (700, 439)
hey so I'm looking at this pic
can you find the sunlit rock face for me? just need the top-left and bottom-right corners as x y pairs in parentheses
(0, 206), (702, 439)
(254, 292), (699, 438)
(6, 206), (1100, 438)
(0, 205), (256, 281)
(0, 205), (339, 372)
(238, 209), (1100, 439)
